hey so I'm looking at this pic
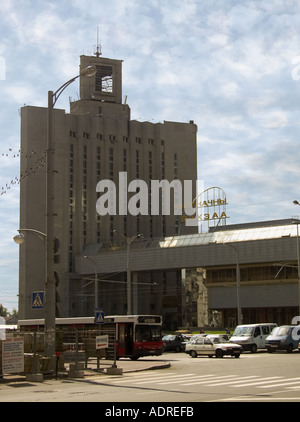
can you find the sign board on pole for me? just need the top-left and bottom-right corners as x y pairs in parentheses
(96, 335), (109, 350)
(32, 291), (44, 310)
(95, 309), (105, 324)
(2, 337), (24, 374)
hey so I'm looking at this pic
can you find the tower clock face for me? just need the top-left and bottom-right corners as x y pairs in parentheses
(96, 65), (113, 93)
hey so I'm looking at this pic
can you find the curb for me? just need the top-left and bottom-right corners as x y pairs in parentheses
(123, 362), (171, 373)
(0, 361), (171, 383)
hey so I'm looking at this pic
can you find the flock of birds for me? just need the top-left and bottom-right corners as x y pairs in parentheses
(0, 147), (46, 196)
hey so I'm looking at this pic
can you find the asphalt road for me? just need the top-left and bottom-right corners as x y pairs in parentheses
(1, 350), (300, 404)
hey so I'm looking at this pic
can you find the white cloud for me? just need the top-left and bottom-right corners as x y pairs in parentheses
(1, 0), (300, 310)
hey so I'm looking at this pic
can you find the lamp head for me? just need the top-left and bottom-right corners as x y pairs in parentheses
(80, 66), (97, 77)
(13, 233), (25, 245)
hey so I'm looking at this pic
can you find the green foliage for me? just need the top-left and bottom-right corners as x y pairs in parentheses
(0, 303), (8, 317)
(0, 304), (18, 317)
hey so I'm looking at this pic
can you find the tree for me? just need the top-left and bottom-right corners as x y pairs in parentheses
(0, 304), (8, 317)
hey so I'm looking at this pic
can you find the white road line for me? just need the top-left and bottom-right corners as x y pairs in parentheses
(136, 374), (200, 385)
(218, 397), (300, 402)
(230, 376), (284, 387)
(182, 375), (238, 386)
(107, 373), (193, 384)
(103, 371), (300, 393)
(258, 378), (300, 389)
(203, 375), (260, 387)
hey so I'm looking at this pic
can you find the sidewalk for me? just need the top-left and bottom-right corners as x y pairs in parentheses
(0, 356), (171, 383)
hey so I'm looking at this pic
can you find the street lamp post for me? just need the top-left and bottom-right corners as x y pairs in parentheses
(45, 65), (96, 360)
(113, 231), (142, 315)
(15, 66), (96, 362)
(224, 243), (242, 325)
(83, 256), (98, 310)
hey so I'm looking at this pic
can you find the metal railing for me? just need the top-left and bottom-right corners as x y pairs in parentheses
(0, 328), (117, 379)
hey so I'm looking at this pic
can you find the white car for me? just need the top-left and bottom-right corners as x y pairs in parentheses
(185, 335), (242, 358)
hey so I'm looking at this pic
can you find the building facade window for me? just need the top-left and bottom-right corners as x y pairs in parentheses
(136, 150), (140, 178)
(109, 147), (114, 180)
(174, 153), (178, 179)
(161, 152), (165, 179)
(69, 144), (74, 272)
(95, 65), (113, 93)
(96, 146), (101, 243)
(83, 145), (88, 245)
(123, 149), (127, 171)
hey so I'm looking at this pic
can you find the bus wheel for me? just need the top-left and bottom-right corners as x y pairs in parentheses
(130, 356), (139, 360)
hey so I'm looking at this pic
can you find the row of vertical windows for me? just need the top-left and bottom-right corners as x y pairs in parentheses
(161, 153), (165, 179)
(68, 141), (179, 245)
(83, 145), (87, 245)
(109, 148), (114, 180)
(69, 144), (74, 272)
(123, 149), (127, 171)
(149, 151), (153, 238)
(70, 130), (164, 146)
(96, 146), (101, 243)
(136, 150), (139, 178)
(174, 153), (178, 179)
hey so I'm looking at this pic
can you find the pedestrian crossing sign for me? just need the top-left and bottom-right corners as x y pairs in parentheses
(95, 309), (105, 324)
(32, 291), (44, 309)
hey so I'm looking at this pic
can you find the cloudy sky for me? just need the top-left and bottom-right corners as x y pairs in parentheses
(1, 0), (300, 312)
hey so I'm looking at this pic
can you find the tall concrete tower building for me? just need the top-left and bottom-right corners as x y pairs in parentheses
(18, 53), (198, 320)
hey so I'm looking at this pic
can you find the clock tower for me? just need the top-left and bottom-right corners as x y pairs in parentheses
(79, 55), (122, 104)
(70, 54), (128, 119)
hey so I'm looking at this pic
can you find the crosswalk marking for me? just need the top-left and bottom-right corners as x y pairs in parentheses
(200, 375), (260, 387)
(136, 374), (195, 385)
(182, 375), (238, 386)
(231, 377), (284, 387)
(258, 378), (300, 388)
(106, 372), (181, 383)
(155, 375), (226, 386)
(103, 372), (300, 391)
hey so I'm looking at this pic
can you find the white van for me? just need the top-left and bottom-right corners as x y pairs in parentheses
(230, 323), (277, 353)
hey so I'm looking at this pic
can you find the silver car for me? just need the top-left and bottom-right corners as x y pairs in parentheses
(185, 335), (242, 358)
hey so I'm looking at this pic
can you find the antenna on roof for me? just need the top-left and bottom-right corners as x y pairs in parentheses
(94, 27), (102, 57)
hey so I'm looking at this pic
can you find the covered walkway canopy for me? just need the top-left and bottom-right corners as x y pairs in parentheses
(75, 219), (299, 275)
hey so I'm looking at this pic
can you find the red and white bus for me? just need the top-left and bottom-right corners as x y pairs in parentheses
(18, 315), (163, 360)
(104, 315), (163, 360)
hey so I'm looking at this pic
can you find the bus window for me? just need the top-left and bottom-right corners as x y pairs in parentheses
(151, 326), (162, 341)
(135, 325), (151, 342)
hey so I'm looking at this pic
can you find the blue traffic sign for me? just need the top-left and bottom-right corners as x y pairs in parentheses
(32, 291), (44, 309)
(95, 310), (105, 324)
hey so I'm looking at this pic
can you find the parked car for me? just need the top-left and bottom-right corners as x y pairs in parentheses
(175, 329), (192, 335)
(185, 334), (242, 358)
(230, 323), (277, 353)
(162, 334), (185, 352)
(208, 333), (230, 342)
(265, 325), (300, 353)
